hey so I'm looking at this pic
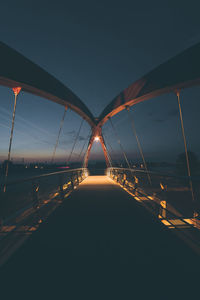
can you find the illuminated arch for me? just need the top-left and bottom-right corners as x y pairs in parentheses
(98, 42), (200, 126)
(0, 41), (95, 128)
(2, 41), (200, 167)
(82, 42), (200, 167)
(0, 41), (110, 166)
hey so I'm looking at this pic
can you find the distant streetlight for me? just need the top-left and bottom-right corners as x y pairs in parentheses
(94, 136), (100, 142)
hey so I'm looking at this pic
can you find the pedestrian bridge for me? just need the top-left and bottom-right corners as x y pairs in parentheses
(0, 41), (200, 293)
(1, 173), (199, 298)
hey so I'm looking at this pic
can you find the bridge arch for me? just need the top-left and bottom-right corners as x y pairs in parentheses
(84, 42), (200, 167)
(0, 41), (110, 168)
(97, 42), (200, 126)
(0, 41), (95, 128)
(2, 41), (200, 169)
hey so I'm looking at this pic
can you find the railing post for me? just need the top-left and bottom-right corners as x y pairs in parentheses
(158, 183), (167, 218)
(133, 176), (139, 193)
(59, 174), (64, 200)
(76, 173), (79, 184)
(123, 173), (126, 187)
(70, 173), (74, 190)
(80, 170), (83, 182)
(32, 181), (39, 209)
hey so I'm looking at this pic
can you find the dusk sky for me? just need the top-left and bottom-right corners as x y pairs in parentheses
(1, 0), (200, 164)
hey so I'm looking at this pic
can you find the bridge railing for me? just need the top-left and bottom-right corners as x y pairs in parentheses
(107, 167), (200, 228)
(0, 168), (88, 224)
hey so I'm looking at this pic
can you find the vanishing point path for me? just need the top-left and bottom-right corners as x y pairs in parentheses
(1, 176), (199, 299)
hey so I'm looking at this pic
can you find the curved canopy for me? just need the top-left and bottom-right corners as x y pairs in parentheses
(98, 42), (200, 126)
(0, 41), (95, 127)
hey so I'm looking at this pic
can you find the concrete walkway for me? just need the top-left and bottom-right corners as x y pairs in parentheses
(1, 176), (199, 299)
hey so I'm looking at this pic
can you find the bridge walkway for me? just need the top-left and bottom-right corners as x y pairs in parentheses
(1, 176), (199, 299)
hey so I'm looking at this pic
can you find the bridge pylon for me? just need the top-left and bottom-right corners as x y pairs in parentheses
(83, 126), (110, 168)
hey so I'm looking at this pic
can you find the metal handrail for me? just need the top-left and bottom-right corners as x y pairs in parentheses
(0, 168), (88, 223)
(108, 167), (200, 221)
(1, 167), (88, 188)
(109, 169), (200, 235)
(107, 167), (200, 181)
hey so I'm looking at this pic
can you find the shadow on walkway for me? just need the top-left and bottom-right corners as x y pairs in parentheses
(1, 176), (200, 299)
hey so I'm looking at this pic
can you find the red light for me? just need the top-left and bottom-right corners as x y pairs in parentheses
(12, 87), (22, 95)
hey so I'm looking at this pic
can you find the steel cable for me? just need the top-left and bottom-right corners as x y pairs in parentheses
(67, 118), (84, 165)
(51, 107), (68, 163)
(78, 129), (91, 161)
(103, 131), (121, 167)
(126, 107), (152, 185)
(109, 118), (131, 169)
(4, 92), (19, 192)
(177, 91), (195, 205)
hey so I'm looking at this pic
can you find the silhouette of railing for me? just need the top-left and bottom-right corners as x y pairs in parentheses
(107, 167), (200, 225)
(107, 167), (200, 252)
(0, 168), (88, 225)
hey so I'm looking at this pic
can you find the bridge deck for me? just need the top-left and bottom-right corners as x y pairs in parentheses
(1, 176), (199, 298)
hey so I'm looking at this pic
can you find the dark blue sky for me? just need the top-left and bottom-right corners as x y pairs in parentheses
(1, 0), (200, 163)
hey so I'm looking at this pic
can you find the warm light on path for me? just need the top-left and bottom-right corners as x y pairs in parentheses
(2, 173), (197, 284)
(79, 175), (117, 186)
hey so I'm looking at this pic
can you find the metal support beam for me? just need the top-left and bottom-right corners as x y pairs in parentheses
(83, 126), (110, 168)
(3, 87), (21, 193)
(51, 106), (68, 163)
(176, 91), (195, 206)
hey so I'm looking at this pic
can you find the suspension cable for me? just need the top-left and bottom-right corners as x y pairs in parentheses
(176, 91), (195, 205)
(77, 128), (91, 162)
(106, 147), (113, 168)
(109, 118), (131, 169)
(51, 106), (68, 163)
(82, 133), (92, 168)
(4, 87), (21, 193)
(102, 133), (113, 167)
(126, 107), (152, 185)
(103, 132), (121, 167)
(78, 137), (88, 161)
(67, 118), (84, 165)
